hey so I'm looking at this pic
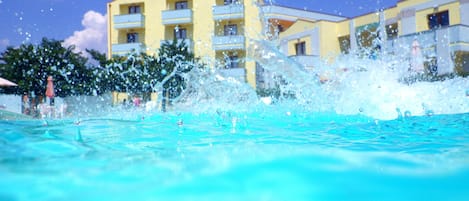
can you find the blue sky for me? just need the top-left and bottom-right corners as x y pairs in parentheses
(0, 0), (397, 53)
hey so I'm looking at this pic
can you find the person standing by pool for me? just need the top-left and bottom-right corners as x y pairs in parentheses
(133, 95), (141, 107)
(410, 40), (425, 73)
(46, 76), (55, 106)
(22, 93), (30, 115)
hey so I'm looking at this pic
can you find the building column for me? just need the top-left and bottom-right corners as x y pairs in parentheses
(400, 8), (416, 35)
(379, 11), (387, 54)
(461, 0), (469, 26)
(349, 20), (358, 53)
(436, 29), (454, 75)
(310, 27), (320, 56)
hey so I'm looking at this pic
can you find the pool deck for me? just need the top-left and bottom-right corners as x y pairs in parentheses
(0, 109), (33, 120)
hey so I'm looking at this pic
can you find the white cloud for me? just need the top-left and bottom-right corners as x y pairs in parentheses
(63, 10), (107, 56)
(0, 38), (10, 50)
(0, 38), (9, 46)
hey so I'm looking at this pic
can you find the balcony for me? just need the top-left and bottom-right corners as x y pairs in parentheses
(212, 35), (245, 51)
(212, 4), (244, 20)
(160, 39), (193, 52)
(219, 68), (246, 82)
(111, 43), (146, 56)
(162, 9), (193, 25)
(114, 14), (145, 29)
(384, 24), (469, 75)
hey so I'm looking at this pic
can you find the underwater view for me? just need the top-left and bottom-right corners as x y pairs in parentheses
(1, 0), (469, 200)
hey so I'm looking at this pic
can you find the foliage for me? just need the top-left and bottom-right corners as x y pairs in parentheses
(86, 49), (107, 68)
(0, 38), (94, 97)
(100, 38), (199, 101)
(157, 38), (197, 100)
(101, 52), (160, 94)
(0, 37), (202, 107)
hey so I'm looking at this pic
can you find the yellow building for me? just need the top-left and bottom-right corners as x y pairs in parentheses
(107, 0), (347, 89)
(107, 0), (469, 93)
(279, 0), (469, 76)
(107, 0), (263, 88)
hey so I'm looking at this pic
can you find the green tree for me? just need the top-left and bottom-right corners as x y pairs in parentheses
(101, 52), (160, 94)
(158, 39), (197, 104)
(86, 48), (107, 68)
(0, 38), (92, 97)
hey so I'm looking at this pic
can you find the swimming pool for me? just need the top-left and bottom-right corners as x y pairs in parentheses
(1, 108), (468, 201)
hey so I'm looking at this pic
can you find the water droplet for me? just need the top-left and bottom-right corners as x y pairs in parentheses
(404, 110), (412, 117)
(75, 128), (83, 142)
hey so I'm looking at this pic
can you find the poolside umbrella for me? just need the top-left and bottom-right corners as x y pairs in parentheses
(410, 40), (424, 73)
(0, 77), (17, 87)
(45, 76), (55, 105)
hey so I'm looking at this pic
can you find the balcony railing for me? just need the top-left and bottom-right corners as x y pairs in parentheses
(384, 24), (469, 75)
(111, 43), (146, 56)
(212, 4), (244, 20)
(162, 9), (193, 25)
(212, 35), (245, 51)
(114, 14), (145, 29)
(219, 68), (246, 82)
(386, 25), (469, 53)
(160, 39), (193, 51)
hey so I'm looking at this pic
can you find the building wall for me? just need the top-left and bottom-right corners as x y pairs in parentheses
(317, 21), (341, 61)
(337, 20), (350, 37)
(274, 0), (468, 75)
(279, 20), (317, 56)
(108, 0), (469, 90)
(145, 0), (165, 55)
(192, 0), (215, 64)
(354, 12), (380, 28)
(414, 1), (461, 33)
(108, 0), (267, 88)
(243, 0), (263, 88)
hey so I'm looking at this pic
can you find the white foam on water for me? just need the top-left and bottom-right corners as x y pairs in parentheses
(171, 39), (469, 120)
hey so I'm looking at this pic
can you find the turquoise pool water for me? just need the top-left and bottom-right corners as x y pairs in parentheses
(1, 109), (468, 201)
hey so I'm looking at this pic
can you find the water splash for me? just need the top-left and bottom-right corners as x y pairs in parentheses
(170, 38), (469, 120)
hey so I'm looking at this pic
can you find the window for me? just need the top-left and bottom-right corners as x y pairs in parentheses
(174, 28), (187, 39)
(338, 35), (350, 54)
(428, 10), (449, 29)
(356, 23), (380, 51)
(386, 23), (398, 39)
(128, 6), (141, 14)
(175, 1), (188, 10)
(295, 42), (306, 56)
(225, 56), (239, 68)
(224, 24), (237, 36)
(224, 0), (239, 5)
(127, 33), (138, 43)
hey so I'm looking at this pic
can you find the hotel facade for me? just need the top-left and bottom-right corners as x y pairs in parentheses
(107, 0), (469, 89)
